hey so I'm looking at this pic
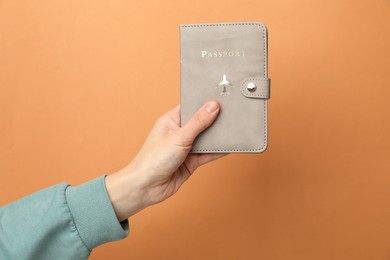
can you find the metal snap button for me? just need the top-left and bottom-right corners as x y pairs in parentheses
(247, 82), (257, 92)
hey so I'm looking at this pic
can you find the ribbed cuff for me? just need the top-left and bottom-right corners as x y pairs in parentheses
(65, 174), (129, 250)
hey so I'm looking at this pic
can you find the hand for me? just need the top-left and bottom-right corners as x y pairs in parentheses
(105, 100), (229, 221)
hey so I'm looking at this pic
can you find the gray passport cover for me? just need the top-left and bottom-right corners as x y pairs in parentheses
(179, 22), (270, 153)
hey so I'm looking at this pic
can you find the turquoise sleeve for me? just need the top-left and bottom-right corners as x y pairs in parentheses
(0, 175), (129, 259)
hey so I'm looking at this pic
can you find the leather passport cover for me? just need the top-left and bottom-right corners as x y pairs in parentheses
(179, 22), (270, 153)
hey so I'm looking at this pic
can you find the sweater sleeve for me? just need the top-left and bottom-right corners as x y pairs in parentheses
(0, 174), (129, 260)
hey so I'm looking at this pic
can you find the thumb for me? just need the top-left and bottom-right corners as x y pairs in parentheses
(178, 100), (220, 144)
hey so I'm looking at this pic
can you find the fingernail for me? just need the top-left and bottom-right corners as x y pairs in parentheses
(205, 101), (219, 113)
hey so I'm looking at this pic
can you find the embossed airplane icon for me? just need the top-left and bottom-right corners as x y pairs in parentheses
(216, 74), (234, 96)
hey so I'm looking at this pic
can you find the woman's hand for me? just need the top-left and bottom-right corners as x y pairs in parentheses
(105, 100), (228, 222)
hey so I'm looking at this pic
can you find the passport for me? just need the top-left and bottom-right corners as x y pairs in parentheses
(179, 22), (270, 153)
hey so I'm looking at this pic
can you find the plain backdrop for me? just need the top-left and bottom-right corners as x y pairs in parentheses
(1, 0), (389, 259)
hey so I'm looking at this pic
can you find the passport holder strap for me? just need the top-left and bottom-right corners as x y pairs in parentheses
(240, 77), (270, 99)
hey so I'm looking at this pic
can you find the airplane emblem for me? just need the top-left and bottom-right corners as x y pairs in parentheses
(216, 74), (234, 96)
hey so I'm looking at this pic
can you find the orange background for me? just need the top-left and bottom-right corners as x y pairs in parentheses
(1, 0), (389, 259)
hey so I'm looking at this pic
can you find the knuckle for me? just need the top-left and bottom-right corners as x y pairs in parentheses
(192, 113), (205, 126)
(155, 115), (166, 125)
(176, 129), (194, 147)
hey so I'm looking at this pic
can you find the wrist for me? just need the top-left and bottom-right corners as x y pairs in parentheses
(105, 167), (150, 222)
